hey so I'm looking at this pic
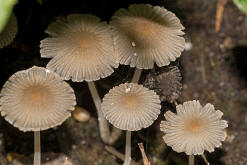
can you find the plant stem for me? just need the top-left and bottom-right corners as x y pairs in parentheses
(87, 81), (121, 144)
(124, 131), (131, 165)
(34, 131), (41, 165)
(105, 146), (138, 165)
(131, 68), (142, 83)
(201, 154), (210, 165)
(189, 155), (194, 165)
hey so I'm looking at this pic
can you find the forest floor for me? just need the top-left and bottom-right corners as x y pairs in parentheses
(0, 0), (247, 165)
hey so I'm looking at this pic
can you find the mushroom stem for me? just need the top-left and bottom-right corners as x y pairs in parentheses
(131, 68), (142, 83)
(189, 155), (194, 165)
(124, 131), (131, 165)
(87, 81), (121, 144)
(34, 131), (41, 165)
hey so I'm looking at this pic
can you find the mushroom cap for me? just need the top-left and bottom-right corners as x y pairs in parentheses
(0, 66), (76, 132)
(160, 100), (228, 155)
(40, 14), (118, 82)
(111, 4), (185, 69)
(0, 13), (18, 48)
(101, 83), (161, 131)
(144, 66), (182, 103)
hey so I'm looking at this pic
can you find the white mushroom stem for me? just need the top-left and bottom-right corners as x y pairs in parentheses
(87, 81), (121, 144)
(131, 68), (142, 83)
(124, 131), (131, 165)
(189, 155), (194, 165)
(34, 131), (41, 165)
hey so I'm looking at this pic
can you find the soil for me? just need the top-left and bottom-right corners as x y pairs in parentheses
(0, 0), (247, 165)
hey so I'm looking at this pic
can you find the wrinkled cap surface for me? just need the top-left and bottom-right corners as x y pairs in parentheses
(0, 66), (76, 132)
(160, 100), (228, 155)
(102, 83), (161, 131)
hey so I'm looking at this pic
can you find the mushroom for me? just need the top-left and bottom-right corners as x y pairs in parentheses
(0, 66), (76, 165)
(160, 100), (228, 165)
(40, 14), (120, 144)
(111, 4), (185, 83)
(72, 105), (91, 122)
(143, 66), (182, 103)
(101, 83), (161, 165)
(0, 13), (17, 48)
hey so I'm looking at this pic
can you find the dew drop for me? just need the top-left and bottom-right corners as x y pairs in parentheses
(45, 69), (50, 74)
(131, 41), (136, 47)
(125, 84), (132, 93)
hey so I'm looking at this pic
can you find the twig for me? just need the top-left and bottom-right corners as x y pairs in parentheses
(201, 154), (210, 165)
(105, 146), (139, 165)
(138, 143), (151, 165)
(215, 0), (228, 32)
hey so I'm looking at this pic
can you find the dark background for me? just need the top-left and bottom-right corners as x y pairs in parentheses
(0, 0), (247, 164)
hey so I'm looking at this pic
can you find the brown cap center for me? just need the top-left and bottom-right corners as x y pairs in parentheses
(25, 85), (48, 103)
(78, 33), (94, 49)
(122, 94), (139, 109)
(134, 19), (155, 37)
(185, 118), (203, 134)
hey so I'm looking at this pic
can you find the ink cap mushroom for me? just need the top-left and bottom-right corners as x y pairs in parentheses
(0, 66), (76, 165)
(40, 14), (118, 82)
(40, 14), (120, 144)
(111, 4), (185, 70)
(160, 100), (228, 164)
(101, 83), (161, 165)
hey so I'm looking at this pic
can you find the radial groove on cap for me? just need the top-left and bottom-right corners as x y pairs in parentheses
(0, 13), (18, 48)
(40, 14), (118, 82)
(160, 100), (228, 155)
(0, 66), (76, 132)
(111, 4), (185, 69)
(101, 83), (161, 131)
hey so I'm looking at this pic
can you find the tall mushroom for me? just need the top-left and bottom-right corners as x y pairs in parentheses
(40, 14), (120, 144)
(160, 100), (228, 165)
(0, 66), (76, 165)
(111, 4), (185, 83)
(101, 83), (161, 165)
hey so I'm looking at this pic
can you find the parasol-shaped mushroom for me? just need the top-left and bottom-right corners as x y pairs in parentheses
(0, 66), (76, 165)
(160, 100), (228, 165)
(111, 4), (185, 83)
(102, 83), (161, 165)
(40, 14), (120, 144)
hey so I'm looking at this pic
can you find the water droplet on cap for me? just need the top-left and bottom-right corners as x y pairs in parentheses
(131, 41), (136, 47)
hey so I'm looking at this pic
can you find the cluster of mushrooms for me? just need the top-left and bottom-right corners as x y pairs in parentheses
(0, 4), (228, 165)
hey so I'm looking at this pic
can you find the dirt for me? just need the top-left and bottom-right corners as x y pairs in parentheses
(0, 0), (247, 165)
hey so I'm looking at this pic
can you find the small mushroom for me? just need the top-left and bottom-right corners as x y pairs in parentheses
(72, 105), (91, 122)
(102, 83), (161, 165)
(0, 13), (17, 48)
(0, 66), (76, 165)
(160, 100), (228, 165)
(40, 14), (120, 144)
(111, 4), (185, 83)
(143, 66), (182, 103)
